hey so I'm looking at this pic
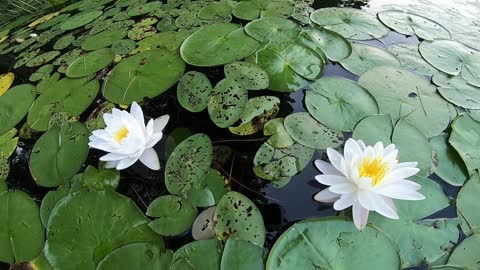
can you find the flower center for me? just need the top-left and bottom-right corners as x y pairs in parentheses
(359, 157), (389, 186)
(114, 127), (129, 143)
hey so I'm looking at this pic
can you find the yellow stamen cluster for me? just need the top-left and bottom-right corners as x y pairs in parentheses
(114, 127), (129, 143)
(359, 157), (389, 186)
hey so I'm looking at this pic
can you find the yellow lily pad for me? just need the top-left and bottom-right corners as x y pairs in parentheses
(29, 12), (60, 28)
(0, 73), (14, 96)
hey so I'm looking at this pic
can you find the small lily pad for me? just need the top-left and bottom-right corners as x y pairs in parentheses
(146, 195), (197, 236)
(340, 43), (401, 76)
(0, 84), (35, 135)
(40, 185), (70, 228)
(208, 78), (248, 128)
(53, 35), (75, 50)
(0, 129), (18, 159)
(224, 61), (269, 90)
(128, 26), (157, 41)
(0, 72), (14, 95)
(264, 118), (294, 148)
(66, 48), (115, 78)
(81, 29), (127, 51)
(29, 64), (53, 82)
(192, 207), (216, 241)
(233, 0), (293, 20)
(447, 234), (480, 269)
(430, 134), (469, 186)
(170, 240), (221, 270)
(82, 163), (120, 190)
(177, 71), (212, 113)
(352, 114), (393, 146)
(111, 39), (137, 55)
(60, 10), (103, 30)
(26, 51), (60, 67)
(298, 27), (352, 62)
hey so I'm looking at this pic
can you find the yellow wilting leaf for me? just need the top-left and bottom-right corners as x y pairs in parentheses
(0, 72), (15, 96)
(0, 35), (8, 43)
(28, 12), (60, 28)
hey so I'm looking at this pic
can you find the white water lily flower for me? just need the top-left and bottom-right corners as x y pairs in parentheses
(88, 102), (169, 171)
(314, 138), (425, 231)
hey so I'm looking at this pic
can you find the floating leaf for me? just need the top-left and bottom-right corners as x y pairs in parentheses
(306, 77), (378, 131)
(127, 1), (162, 17)
(53, 35), (75, 50)
(229, 96), (280, 136)
(388, 43), (438, 76)
(0, 72), (14, 96)
(433, 72), (480, 109)
(208, 78), (248, 128)
(40, 185), (70, 228)
(0, 159), (9, 182)
(224, 61), (269, 90)
(97, 243), (173, 270)
(165, 134), (213, 195)
(81, 29), (127, 51)
(245, 16), (300, 43)
(82, 163), (120, 190)
(340, 43), (401, 76)
(111, 39), (137, 55)
(0, 191), (44, 264)
(198, 2), (232, 20)
(457, 175), (480, 235)
(264, 118), (294, 148)
(0, 84), (35, 135)
(430, 134), (469, 186)
(60, 10), (103, 30)
(29, 64), (53, 82)
(352, 114), (394, 145)
(298, 27), (352, 62)
(221, 238), (264, 270)
(132, 31), (189, 54)
(186, 169), (226, 208)
(266, 217), (400, 270)
(66, 48), (115, 78)
(26, 51), (60, 67)
(192, 207), (216, 241)
(177, 71), (212, 113)
(103, 49), (185, 104)
(449, 114), (480, 172)
(147, 195), (196, 236)
(128, 26), (156, 41)
(170, 240), (221, 270)
(0, 129), (18, 159)
(214, 191), (266, 246)
(233, 0), (293, 20)
(447, 234), (480, 269)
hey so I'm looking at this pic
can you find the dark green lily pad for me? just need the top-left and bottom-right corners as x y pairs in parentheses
(36, 13), (71, 30)
(82, 163), (120, 190)
(457, 175), (480, 235)
(310, 7), (389, 40)
(244, 16), (300, 43)
(26, 51), (60, 67)
(214, 191), (266, 247)
(132, 31), (189, 53)
(433, 73), (480, 109)
(97, 243), (173, 270)
(0, 84), (35, 135)
(430, 134), (469, 186)
(221, 238), (264, 270)
(228, 96), (280, 136)
(284, 112), (343, 149)
(170, 240), (221, 270)
(81, 29), (127, 51)
(66, 48), (115, 78)
(198, 2), (232, 20)
(0, 159), (9, 182)
(180, 23), (259, 67)
(340, 43), (401, 76)
(40, 185), (70, 228)
(306, 77), (379, 131)
(388, 43), (438, 76)
(449, 114), (480, 172)
(208, 78), (248, 128)
(60, 10), (103, 30)
(0, 129), (18, 159)
(0, 190), (45, 264)
(111, 39), (137, 54)
(266, 217), (400, 270)
(53, 35), (75, 50)
(29, 64), (53, 82)
(165, 134), (213, 195)
(177, 71), (212, 113)
(298, 27), (352, 62)
(103, 49), (185, 104)
(147, 195), (196, 236)
(186, 168), (227, 208)
(127, 2), (162, 17)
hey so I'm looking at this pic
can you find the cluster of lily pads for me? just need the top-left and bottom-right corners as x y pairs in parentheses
(1, 0), (480, 269)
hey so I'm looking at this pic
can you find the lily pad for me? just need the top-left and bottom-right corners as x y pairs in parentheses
(208, 78), (248, 128)
(128, 26), (157, 41)
(233, 0), (293, 20)
(340, 43), (401, 76)
(185, 168), (226, 207)
(378, 10), (451, 40)
(214, 191), (266, 246)
(388, 43), (438, 76)
(449, 114), (480, 172)
(221, 238), (264, 270)
(39, 185), (70, 228)
(298, 27), (352, 62)
(177, 71), (212, 113)
(0, 159), (8, 182)
(310, 7), (389, 40)
(198, 2), (232, 20)
(26, 51), (60, 67)
(53, 35), (75, 50)
(82, 163), (120, 190)
(60, 10), (103, 30)
(244, 16), (300, 43)
(180, 23), (259, 67)
(266, 217), (400, 270)
(228, 96), (280, 136)
(170, 240), (221, 270)
(284, 112), (343, 149)
(447, 234), (480, 269)
(224, 61), (269, 90)
(111, 39), (137, 55)
(132, 31), (189, 54)
(306, 77), (379, 131)
(0, 129), (18, 159)
(0, 84), (35, 135)
(97, 243), (173, 270)
(457, 175), (480, 235)
(0, 191), (45, 264)
(264, 118), (294, 148)
(419, 40), (480, 87)
(103, 49), (185, 104)
(29, 64), (53, 82)
(352, 114), (394, 146)
(165, 134), (213, 195)
(66, 48), (115, 78)
(433, 72), (480, 109)
(81, 29), (127, 51)
(147, 195), (196, 236)
(358, 66), (452, 138)
(127, 1), (162, 17)
(431, 134), (469, 186)
(192, 207), (216, 241)
(0, 72), (14, 95)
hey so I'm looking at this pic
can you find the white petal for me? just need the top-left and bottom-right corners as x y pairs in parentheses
(384, 167), (420, 182)
(89, 141), (118, 153)
(333, 192), (357, 211)
(352, 201), (369, 231)
(313, 189), (340, 203)
(139, 148), (160, 170)
(99, 152), (127, 161)
(375, 185), (426, 200)
(329, 182), (357, 194)
(91, 130), (116, 143)
(104, 160), (119, 169)
(344, 139), (362, 163)
(145, 132), (163, 149)
(326, 148), (344, 172)
(315, 175), (349, 186)
(130, 102), (145, 127)
(394, 162), (418, 169)
(145, 119), (154, 138)
(314, 160), (343, 176)
(373, 141), (384, 156)
(357, 190), (381, 211)
(154, 115), (170, 133)
(356, 140), (366, 150)
(116, 157), (139, 170)
(374, 196), (399, 220)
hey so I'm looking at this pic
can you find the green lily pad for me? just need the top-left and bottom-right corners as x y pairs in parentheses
(352, 114), (393, 147)
(82, 163), (120, 190)
(0, 191), (45, 264)
(430, 134), (469, 186)
(40, 185), (70, 228)
(36, 13), (71, 30)
(369, 176), (459, 268)
(14, 49), (40, 69)
(180, 23), (259, 67)
(214, 191), (266, 247)
(0, 180), (5, 193)
(358, 66), (452, 138)
(97, 243), (173, 270)
(221, 238), (264, 270)
(306, 77), (379, 131)
(208, 78), (248, 128)
(392, 120), (434, 177)
(284, 112), (343, 149)
(66, 48), (115, 78)
(53, 34), (75, 50)
(147, 195), (196, 236)
(29, 64), (53, 82)
(128, 26), (157, 41)
(170, 240), (221, 270)
(60, 10), (103, 30)
(419, 40), (480, 87)
(45, 189), (163, 270)
(224, 61), (269, 90)
(433, 73), (480, 109)
(198, 2), (232, 20)
(177, 71), (212, 113)
(228, 96), (280, 136)
(0, 159), (9, 182)
(388, 43), (438, 76)
(264, 118), (294, 148)
(29, 122), (89, 187)
(127, 1), (162, 17)
(298, 27), (352, 62)
(447, 234), (480, 269)
(449, 114), (480, 172)
(185, 168), (226, 208)
(0, 84), (35, 135)
(457, 175), (480, 235)
(26, 51), (60, 67)
(378, 10), (451, 40)
(103, 49), (185, 104)
(266, 217), (400, 270)
(0, 129), (18, 159)
(340, 43), (401, 76)
(132, 31), (189, 54)
(244, 16), (300, 43)
(81, 29), (127, 51)
(165, 134), (213, 195)
(134, 17), (159, 27)
(111, 39), (137, 55)
(157, 17), (178, 32)
(310, 7), (389, 40)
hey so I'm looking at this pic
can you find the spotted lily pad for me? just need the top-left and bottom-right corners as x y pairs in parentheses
(208, 78), (248, 128)
(81, 29), (127, 51)
(0, 159), (9, 182)
(128, 26), (157, 41)
(457, 175), (480, 235)
(0, 84), (35, 135)
(449, 114), (480, 173)
(53, 35), (75, 50)
(198, 2), (232, 20)
(103, 49), (185, 104)
(60, 10), (103, 30)
(214, 191), (265, 246)
(177, 71), (212, 113)
(388, 43), (437, 76)
(264, 118), (294, 148)
(111, 39), (137, 54)
(244, 16), (300, 43)
(306, 77), (379, 131)
(127, 1), (162, 17)
(180, 23), (259, 67)
(82, 163), (120, 190)
(224, 61), (269, 90)
(97, 243), (173, 270)
(66, 48), (115, 78)
(298, 27), (352, 62)
(170, 240), (221, 270)
(310, 7), (389, 40)
(340, 43), (401, 76)
(192, 207), (216, 241)
(433, 73), (480, 109)
(165, 134), (213, 195)
(147, 195), (196, 236)
(186, 168), (227, 207)
(26, 51), (60, 67)
(229, 96), (280, 136)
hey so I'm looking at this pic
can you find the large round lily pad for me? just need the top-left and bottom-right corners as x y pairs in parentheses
(60, 10), (103, 30)
(388, 43), (437, 76)
(457, 175), (480, 235)
(221, 238), (264, 270)
(0, 190), (44, 264)
(430, 134), (469, 186)
(244, 16), (300, 43)
(146, 195), (196, 236)
(170, 240), (221, 270)
(0, 84), (35, 135)
(97, 243), (172, 270)
(340, 43), (401, 76)
(306, 77), (378, 131)
(66, 48), (115, 78)
(310, 7), (389, 40)
(29, 122), (89, 187)
(165, 134), (213, 195)
(208, 78), (248, 128)
(214, 191), (266, 247)
(232, 0), (293, 20)
(449, 114), (480, 172)
(177, 71), (212, 113)
(298, 27), (352, 62)
(352, 114), (393, 146)
(266, 217), (400, 270)
(180, 23), (258, 67)
(433, 72), (480, 109)
(358, 66), (451, 138)
(447, 234), (480, 269)
(81, 29), (127, 51)
(103, 49), (185, 104)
